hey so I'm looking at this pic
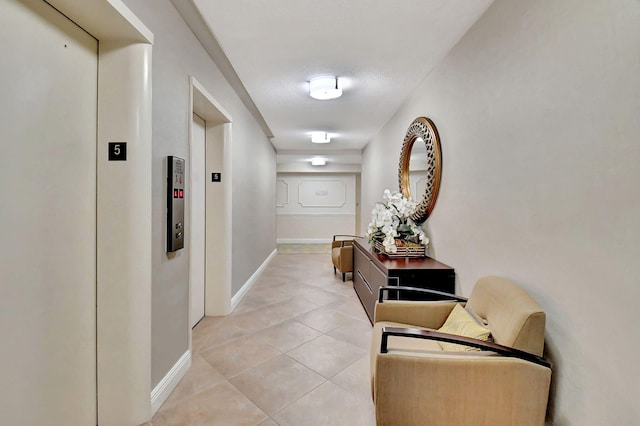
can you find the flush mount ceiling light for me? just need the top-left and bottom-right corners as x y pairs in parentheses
(309, 76), (342, 100)
(311, 132), (331, 143)
(311, 157), (327, 166)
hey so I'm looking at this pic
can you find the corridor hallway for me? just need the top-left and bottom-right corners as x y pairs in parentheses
(148, 252), (375, 425)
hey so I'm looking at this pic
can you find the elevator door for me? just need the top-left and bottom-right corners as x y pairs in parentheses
(0, 0), (98, 424)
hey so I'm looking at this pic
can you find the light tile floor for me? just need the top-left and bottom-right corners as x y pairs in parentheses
(147, 252), (375, 426)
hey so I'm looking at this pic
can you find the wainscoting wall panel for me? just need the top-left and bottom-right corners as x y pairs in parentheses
(276, 179), (288, 207)
(277, 173), (356, 243)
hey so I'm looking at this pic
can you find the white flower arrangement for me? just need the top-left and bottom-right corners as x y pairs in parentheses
(366, 189), (429, 253)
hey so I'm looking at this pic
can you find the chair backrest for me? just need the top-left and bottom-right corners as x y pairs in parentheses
(465, 276), (546, 357)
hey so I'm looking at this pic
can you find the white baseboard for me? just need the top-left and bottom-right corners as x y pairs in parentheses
(150, 350), (191, 415)
(231, 248), (277, 311)
(277, 238), (332, 244)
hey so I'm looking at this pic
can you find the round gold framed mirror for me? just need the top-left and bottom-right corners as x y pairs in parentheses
(398, 117), (442, 223)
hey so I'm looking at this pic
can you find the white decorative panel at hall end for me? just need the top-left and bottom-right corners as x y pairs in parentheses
(276, 179), (289, 207)
(276, 174), (356, 242)
(298, 180), (346, 207)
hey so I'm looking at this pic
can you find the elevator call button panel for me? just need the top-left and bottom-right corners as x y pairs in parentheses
(167, 156), (185, 252)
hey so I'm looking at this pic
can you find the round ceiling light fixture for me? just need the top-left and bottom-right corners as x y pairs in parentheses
(310, 157), (327, 166)
(311, 132), (331, 143)
(309, 76), (342, 100)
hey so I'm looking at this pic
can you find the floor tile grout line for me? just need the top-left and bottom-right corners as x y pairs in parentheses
(222, 341), (341, 420)
(246, 322), (371, 414)
(196, 304), (330, 353)
(258, 355), (330, 420)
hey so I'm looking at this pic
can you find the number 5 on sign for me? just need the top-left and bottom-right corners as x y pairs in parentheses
(108, 142), (127, 161)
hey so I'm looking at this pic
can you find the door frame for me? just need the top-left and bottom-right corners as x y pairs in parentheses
(48, 1), (153, 425)
(189, 112), (207, 328)
(189, 77), (233, 335)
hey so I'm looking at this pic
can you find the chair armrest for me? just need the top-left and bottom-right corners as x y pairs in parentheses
(373, 300), (459, 329)
(378, 286), (467, 303)
(381, 326), (551, 368)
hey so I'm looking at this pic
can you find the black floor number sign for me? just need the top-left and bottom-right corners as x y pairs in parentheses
(108, 142), (127, 161)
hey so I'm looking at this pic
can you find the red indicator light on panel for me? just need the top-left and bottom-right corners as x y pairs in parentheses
(174, 189), (179, 198)
(179, 189), (184, 198)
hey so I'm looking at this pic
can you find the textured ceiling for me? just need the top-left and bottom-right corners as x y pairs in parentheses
(187, 0), (494, 165)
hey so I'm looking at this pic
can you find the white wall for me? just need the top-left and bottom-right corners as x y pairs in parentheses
(361, 0), (640, 423)
(277, 173), (357, 242)
(121, 0), (276, 390)
(230, 113), (277, 296)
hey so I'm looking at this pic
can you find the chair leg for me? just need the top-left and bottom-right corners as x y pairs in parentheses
(342, 272), (346, 282)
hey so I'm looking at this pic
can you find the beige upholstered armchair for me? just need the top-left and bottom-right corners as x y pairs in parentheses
(331, 235), (361, 282)
(370, 276), (551, 426)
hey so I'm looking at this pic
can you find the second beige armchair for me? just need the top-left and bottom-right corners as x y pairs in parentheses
(331, 235), (361, 282)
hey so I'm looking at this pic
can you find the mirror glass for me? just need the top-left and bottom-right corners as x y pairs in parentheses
(398, 117), (442, 223)
(408, 137), (428, 202)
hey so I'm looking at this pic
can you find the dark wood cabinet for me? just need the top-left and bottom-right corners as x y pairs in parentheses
(352, 238), (455, 323)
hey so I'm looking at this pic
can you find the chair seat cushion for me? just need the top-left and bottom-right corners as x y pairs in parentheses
(372, 320), (496, 357)
(373, 321), (443, 354)
(371, 320), (499, 401)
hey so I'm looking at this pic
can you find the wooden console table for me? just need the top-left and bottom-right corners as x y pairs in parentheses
(352, 238), (455, 323)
